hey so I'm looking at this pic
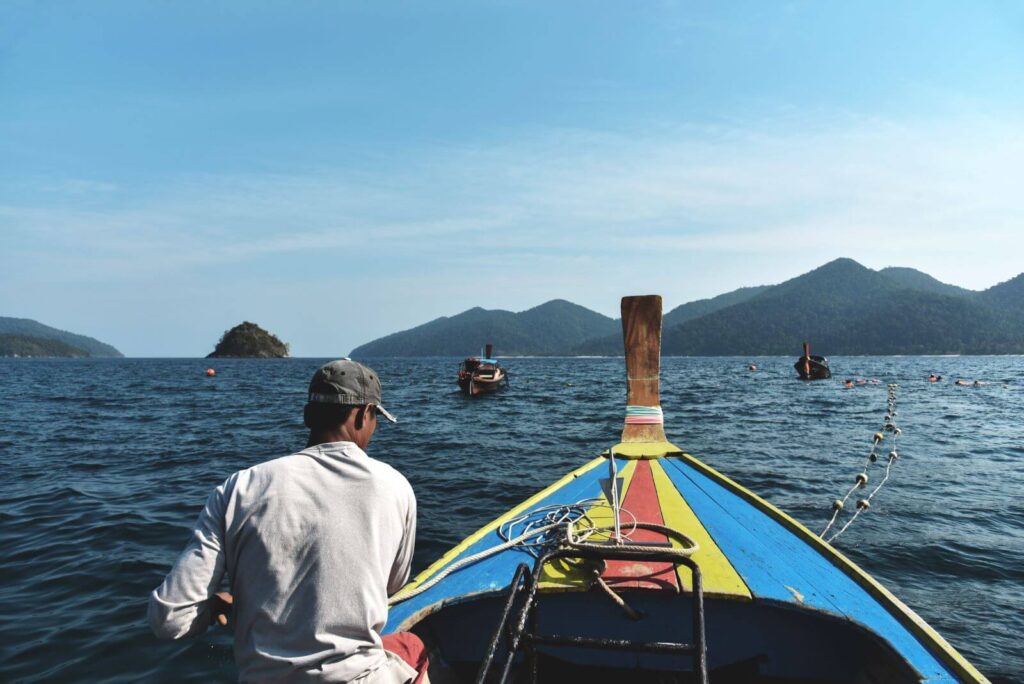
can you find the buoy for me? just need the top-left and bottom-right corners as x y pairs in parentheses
(206, 368), (216, 377)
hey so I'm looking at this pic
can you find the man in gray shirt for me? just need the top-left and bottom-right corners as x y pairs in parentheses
(149, 360), (425, 683)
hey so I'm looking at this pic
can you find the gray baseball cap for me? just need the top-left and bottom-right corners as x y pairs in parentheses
(306, 359), (397, 423)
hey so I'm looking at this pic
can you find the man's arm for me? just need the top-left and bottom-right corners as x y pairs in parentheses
(387, 482), (417, 596)
(148, 476), (234, 639)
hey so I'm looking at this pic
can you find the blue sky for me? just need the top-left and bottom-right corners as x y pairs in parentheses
(2, 1), (1023, 356)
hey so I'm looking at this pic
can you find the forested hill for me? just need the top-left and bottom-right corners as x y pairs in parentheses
(349, 259), (1024, 357)
(0, 317), (123, 357)
(349, 299), (618, 357)
(572, 285), (771, 355)
(661, 259), (1022, 355)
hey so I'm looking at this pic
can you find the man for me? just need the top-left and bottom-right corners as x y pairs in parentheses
(149, 359), (426, 682)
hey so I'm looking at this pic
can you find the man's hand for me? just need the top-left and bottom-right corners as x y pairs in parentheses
(211, 592), (233, 627)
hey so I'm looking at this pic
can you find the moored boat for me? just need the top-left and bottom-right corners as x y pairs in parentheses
(390, 296), (986, 683)
(795, 341), (832, 380)
(458, 344), (508, 396)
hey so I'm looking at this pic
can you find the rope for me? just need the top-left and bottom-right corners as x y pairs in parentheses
(565, 522), (699, 558)
(624, 405), (664, 425)
(390, 503), (700, 606)
(594, 576), (643, 620)
(389, 520), (568, 605)
(495, 500), (638, 558)
(820, 383), (901, 542)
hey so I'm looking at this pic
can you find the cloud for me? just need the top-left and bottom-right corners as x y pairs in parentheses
(2, 109), (1023, 353)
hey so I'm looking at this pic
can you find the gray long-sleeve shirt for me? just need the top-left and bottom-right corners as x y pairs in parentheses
(148, 442), (417, 683)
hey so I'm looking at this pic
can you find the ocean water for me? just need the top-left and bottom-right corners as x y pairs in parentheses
(1, 356), (1022, 682)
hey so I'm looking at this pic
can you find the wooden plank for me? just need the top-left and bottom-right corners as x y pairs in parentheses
(648, 459), (751, 598)
(600, 459), (679, 591)
(660, 457), (956, 681)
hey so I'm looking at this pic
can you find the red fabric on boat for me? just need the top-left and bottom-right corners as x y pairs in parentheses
(382, 632), (430, 684)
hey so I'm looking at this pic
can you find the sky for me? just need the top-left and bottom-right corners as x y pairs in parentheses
(2, 1), (1023, 356)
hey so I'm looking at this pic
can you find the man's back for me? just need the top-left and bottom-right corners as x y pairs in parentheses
(149, 441), (416, 682)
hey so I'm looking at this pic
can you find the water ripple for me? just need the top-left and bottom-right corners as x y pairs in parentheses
(0, 356), (1020, 680)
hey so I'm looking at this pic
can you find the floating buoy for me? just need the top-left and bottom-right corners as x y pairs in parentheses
(206, 368), (216, 377)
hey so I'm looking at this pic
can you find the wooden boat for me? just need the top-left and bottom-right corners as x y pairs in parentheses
(795, 341), (832, 380)
(458, 344), (508, 396)
(389, 296), (987, 683)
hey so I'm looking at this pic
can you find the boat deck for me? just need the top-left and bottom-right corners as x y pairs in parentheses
(386, 452), (982, 682)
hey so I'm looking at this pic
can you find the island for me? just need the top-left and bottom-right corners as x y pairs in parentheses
(207, 322), (289, 358)
(0, 317), (124, 357)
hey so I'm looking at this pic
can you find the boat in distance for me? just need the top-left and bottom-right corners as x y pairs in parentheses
(388, 296), (987, 683)
(795, 341), (833, 380)
(458, 343), (509, 396)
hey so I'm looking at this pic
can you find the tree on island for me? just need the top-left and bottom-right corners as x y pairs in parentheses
(207, 322), (289, 358)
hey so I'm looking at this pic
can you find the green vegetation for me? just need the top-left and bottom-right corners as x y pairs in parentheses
(573, 285), (771, 355)
(0, 317), (123, 357)
(208, 322), (289, 358)
(0, 334), (92, 357)
(661, 259), (1024, 355)
(350, 259), (1024, 356)
(350, 300), (617, 357)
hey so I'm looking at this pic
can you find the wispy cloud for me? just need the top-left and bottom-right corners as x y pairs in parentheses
(3, 109), (1022, 353)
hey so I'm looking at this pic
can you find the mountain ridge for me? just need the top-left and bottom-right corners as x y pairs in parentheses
(661, 258), (1019, 355)
(0, 317), (123, 357)
(350, 299), (618, 357)
(348, 259), (1024, 357)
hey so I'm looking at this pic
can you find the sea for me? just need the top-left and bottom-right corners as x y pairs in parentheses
(1, 356), (1022, 683)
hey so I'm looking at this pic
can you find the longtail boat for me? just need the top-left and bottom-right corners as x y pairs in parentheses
(795, 341), (832, 380)
(388, 296), (987, 683)
(458, 344), (508, 397)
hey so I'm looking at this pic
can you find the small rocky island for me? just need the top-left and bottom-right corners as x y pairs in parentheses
(207, 322), (289, 358)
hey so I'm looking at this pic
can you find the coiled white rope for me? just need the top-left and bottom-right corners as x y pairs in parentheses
(389, 502), (699, 606)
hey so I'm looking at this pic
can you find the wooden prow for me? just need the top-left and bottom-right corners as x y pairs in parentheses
(802, 341), (811, 378)
(621, 295), (667, 443)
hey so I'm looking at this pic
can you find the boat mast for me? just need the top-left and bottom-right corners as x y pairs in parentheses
(620, 295), (668, 444)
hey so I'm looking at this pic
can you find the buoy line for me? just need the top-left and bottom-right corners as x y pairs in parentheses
(820, 383), (901, 542)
